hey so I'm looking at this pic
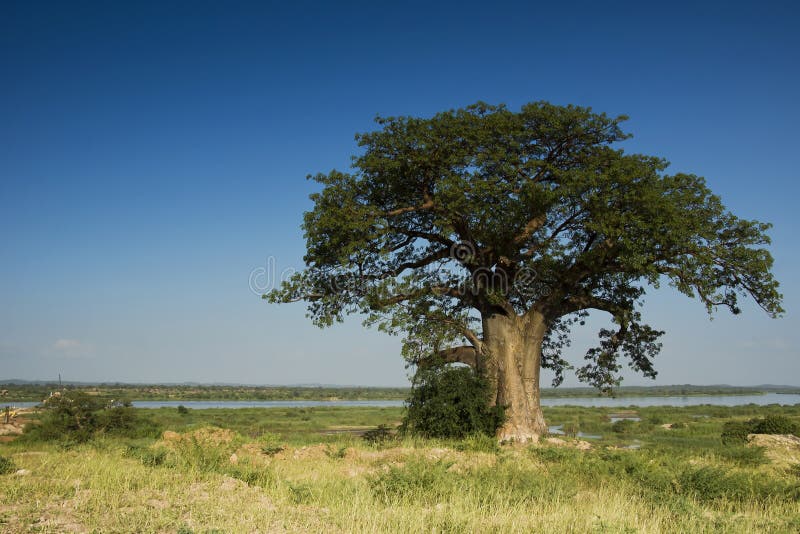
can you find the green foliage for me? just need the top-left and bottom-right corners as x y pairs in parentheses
(612, 419), (636, 434)
(720, 421), (752, 444)
(29, 390), (104, 442)
(402, 365), (504, 439)
(721, 415), (797, 444)
(24, 390), (161, 442)
(0, 455), (15, 475)
(177, 405), (189, 415)
(751, 415), (797, 435)
(97, 402), (134, 429)
(269, 100), (783, 394)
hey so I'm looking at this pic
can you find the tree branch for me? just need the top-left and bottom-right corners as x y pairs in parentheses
(387, 226), (455, 248)
(385, 199), (434, 217)
(558, 294), (631, 318)
(418, 345), (479, 369)
(513, 214), (547, 245)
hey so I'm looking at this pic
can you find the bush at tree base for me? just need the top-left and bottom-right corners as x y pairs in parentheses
(402, 364), (505, 439)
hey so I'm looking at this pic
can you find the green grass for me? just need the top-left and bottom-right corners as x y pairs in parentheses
(2, 404), (799, 532)
(142, 405), (404, 444)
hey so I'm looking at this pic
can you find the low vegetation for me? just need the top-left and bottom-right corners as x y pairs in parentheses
(1, 403), (799, 532)
(721, 414), (798, 444)
(0, 455), (15, 475)
(3, 382), (798, 403)
(0, 383), (411, 402)
(20, 390), (161, 443)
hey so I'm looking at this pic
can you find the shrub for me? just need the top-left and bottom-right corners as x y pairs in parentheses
(721, 415), (798, 444)
(25, 390), (161, 442)
(751, 415), (797, 435)
(177, 405), (189, 415)
(721, 421), (752, 444)
(611, 419), (636, 434)
(677, 466), (747, 502)
(0, 455), (15, 475)
(29, 390), (105, 442)
(402, 364), (504, 439)
(97, 401), (160, 438)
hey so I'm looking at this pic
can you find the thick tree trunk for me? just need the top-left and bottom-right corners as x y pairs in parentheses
(483, 311), (548, 443)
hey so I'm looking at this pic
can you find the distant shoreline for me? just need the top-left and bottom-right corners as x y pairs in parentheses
(2, 383), (798, 403)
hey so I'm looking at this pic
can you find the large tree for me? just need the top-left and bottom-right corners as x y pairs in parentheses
(268, 102), (783, 442)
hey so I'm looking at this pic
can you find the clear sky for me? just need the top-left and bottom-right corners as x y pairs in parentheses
(1, 0), (798, 386)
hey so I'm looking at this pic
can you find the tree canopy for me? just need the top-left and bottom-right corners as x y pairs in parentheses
(268, 101), (783, 393)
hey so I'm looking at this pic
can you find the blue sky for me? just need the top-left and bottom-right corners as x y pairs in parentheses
(1, 0), (798, 386)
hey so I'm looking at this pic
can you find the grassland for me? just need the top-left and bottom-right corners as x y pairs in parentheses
(2, 404), (800, 532)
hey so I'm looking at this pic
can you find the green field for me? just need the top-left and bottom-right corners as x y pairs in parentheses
(2, 403), (800, 532)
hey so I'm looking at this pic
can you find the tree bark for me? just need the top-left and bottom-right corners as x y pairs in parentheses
(482, 311), (548, 442)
